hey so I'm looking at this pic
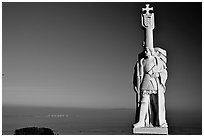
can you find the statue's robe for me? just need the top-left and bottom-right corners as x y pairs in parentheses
(133, 47), (168, 127)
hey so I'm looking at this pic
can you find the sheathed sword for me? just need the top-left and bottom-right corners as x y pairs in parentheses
(135, 61), (141, 123)
(136, 62), (141, 104)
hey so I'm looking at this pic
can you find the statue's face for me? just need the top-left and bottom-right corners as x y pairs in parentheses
(145, 48), (151, 57)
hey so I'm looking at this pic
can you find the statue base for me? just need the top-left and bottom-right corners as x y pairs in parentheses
(133, 127), (168, 135)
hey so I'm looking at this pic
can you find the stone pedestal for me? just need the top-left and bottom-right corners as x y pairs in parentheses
(133, 127), (168, 135)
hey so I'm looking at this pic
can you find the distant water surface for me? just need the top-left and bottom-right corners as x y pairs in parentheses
(2, 106), (202, 135)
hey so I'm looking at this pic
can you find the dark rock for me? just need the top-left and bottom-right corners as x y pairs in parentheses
(14, 127), (55, 135)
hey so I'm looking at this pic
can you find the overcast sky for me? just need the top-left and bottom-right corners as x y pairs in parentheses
(2, 2), (202, 110)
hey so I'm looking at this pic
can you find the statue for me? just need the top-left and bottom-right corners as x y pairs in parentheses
(133, 4), (168, 132)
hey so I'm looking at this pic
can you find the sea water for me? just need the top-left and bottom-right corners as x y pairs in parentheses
(2, 105), (202, 135)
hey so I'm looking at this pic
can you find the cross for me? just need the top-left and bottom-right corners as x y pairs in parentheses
(142, 4), (153, 15)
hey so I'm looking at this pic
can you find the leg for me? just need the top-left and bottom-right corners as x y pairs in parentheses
(158, 91), (168, 127)
(150, 94), (159, 126)
(134, 94), (149, 128)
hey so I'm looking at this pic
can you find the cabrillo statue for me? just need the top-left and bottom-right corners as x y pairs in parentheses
(133, 4), (168, 134)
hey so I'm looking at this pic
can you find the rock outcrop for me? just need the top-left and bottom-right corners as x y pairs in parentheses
(14, 127), (55, 135)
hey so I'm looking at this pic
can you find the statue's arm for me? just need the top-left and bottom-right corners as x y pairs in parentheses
(139, 58), (144, 81)
(133, 59), (144, 93)
(156, 59), (168, 91)
(159, 68), (168, 86)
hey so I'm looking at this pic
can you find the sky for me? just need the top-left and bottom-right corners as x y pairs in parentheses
(2, 2), (202, 110)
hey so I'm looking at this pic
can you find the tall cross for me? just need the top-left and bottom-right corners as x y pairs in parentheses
(142, 4), (153, 15)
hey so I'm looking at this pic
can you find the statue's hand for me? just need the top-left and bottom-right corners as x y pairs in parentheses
(151, 72), (159, 78)
(134, 86), (138, 92)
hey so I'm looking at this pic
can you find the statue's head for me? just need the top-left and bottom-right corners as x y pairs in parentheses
(142, 41), (155, 57)
(144, 47), (154, 57)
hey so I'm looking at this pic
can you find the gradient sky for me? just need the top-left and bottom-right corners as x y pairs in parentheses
(2, 2), (202, 110)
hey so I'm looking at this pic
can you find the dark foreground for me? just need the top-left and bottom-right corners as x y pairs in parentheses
(2, 106), (202, 135)
(14, 127), (55, 135)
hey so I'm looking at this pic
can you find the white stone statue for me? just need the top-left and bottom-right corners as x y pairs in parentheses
(133, 4), (168, 129)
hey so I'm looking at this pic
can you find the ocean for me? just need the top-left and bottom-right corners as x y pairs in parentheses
(2, 105), (202, 135)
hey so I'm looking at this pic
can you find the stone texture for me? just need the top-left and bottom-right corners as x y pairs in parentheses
(133, 127), (168, 135)
(133, 4), (168, 131)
